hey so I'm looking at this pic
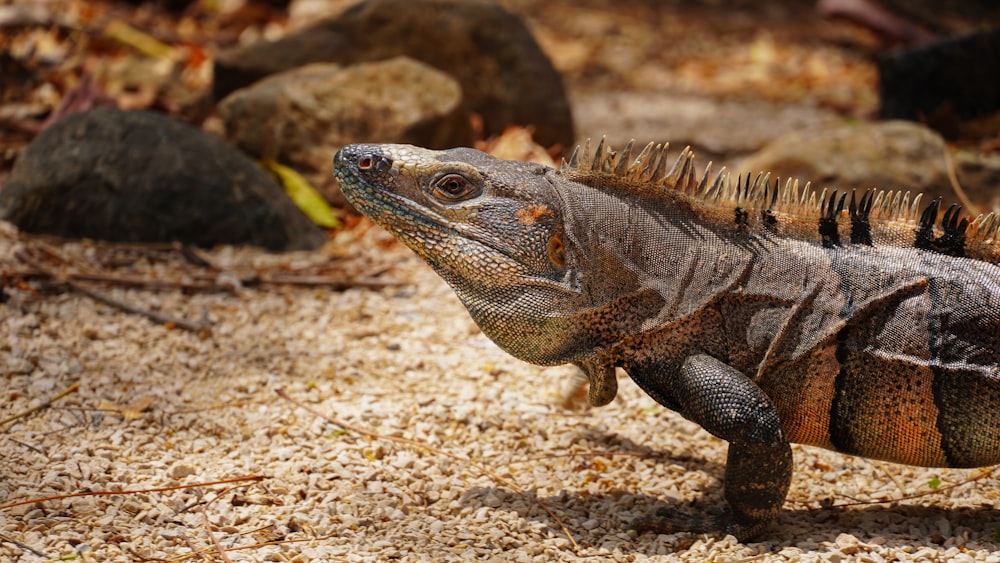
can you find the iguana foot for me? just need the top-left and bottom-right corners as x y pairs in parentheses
(628, 506), (767, 542)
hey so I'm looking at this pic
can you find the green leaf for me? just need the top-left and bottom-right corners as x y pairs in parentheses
(262, 159), (340, 228)
(927, 477), (942, 489)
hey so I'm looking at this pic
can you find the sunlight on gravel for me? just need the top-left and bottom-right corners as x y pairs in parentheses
(1, 223), (998, 561)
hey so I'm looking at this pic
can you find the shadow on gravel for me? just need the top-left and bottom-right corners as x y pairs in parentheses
(460, 484), (1000, 555)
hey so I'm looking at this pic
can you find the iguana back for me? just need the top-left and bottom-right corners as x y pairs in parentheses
(334, 139), (1000, 540)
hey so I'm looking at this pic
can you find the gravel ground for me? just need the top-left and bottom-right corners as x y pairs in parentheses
(1, 222), (999, 562)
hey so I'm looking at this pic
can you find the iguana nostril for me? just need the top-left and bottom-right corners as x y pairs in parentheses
(358, 156), (374, 170)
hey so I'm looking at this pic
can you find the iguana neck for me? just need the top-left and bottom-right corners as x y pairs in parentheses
(442, 170), (757, 369)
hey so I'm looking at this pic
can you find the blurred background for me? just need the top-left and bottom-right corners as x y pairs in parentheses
(2, 0), (999, 243)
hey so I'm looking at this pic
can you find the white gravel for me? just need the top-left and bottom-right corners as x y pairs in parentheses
(1, 223), (998, 562)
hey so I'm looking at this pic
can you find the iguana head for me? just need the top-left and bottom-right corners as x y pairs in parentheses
(334, 144), (595, 366)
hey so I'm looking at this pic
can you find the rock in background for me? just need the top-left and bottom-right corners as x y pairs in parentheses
(218, 58), (473, 202)
(878, 28), (1000, 139)
(213, 0), (574, 150)
(739, 120), (1000, 212)
(0, 108), (326, 251)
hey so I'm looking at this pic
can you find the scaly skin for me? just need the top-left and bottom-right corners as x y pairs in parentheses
(333, 141), (1000, 540)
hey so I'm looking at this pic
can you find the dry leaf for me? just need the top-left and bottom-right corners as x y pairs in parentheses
(262, 158), (340, 228)
(98, 395), (156, 419)
(103, 20), (176, 60)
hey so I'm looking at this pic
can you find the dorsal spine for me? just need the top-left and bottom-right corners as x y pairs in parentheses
(559, 138), (1000, 263)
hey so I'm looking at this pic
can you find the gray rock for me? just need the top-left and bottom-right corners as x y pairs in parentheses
(573, 91), (843, 161)
(212, 0), (573, 149)
(0, 108), (325, 251)
(738, 120), (1000, 211)
(218, 58), (472, 184)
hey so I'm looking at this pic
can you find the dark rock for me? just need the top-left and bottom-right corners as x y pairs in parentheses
(0, 108), (326, 251)
(739, 120), (1000, 211)
(218, 58), (473, 196)
(878, 29), (1000, 137)
(212, 0), (573, 149)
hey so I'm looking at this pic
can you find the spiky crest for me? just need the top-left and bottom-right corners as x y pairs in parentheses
(559, 138), (1000, 263)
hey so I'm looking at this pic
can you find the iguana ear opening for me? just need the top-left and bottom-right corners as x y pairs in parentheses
(547, 233), (566, 269)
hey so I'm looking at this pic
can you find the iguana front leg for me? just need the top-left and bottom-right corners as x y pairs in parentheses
(627, 354), (793, 541)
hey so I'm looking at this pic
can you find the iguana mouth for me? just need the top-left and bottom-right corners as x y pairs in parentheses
(336, 157), (452, 232)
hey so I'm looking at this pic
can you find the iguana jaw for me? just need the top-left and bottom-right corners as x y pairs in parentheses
(334, 143), (596, 365)
(334, 150), (456, 251)
(335, 145), (520, 276)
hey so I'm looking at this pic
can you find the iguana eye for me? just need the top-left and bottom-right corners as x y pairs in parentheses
(431, 173), (479, 201)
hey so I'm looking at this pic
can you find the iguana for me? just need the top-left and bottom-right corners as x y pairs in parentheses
(333, 139), (1000, 540)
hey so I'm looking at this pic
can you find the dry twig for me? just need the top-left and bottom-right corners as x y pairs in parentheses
(15, 250), (212, 335)
(169, 533), (341, 562)
(0, 383), (79, 428)
(0, 475), (266, 512)
(3, 267), (223, 291)
(6, 237), (404, 295)
(256, 274), (404, 290)
(200, 505), (233, 563)
(502, 449), (658, 465)
(830, 465), (1000, 508)
(0, 533), (49, 558)
(191, 481), (264, 563)
(942, 145), (979, 216)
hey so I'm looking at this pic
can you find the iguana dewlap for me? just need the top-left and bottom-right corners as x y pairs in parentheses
(333, 139), (1000, 540)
